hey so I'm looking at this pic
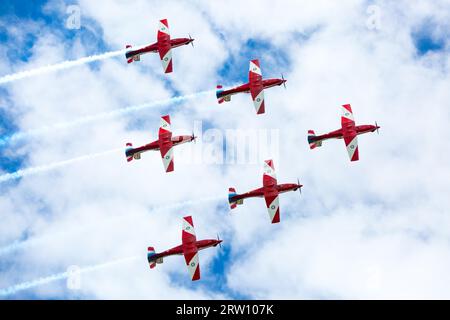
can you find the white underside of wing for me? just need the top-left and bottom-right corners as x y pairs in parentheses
(346, 136), (358, 160)
(266, 196), (279, 222)
(253, 91), (265, 113)
(187, 252), (199, 280)
(160, 49), (172, 73)
(162, 147), (174, 171)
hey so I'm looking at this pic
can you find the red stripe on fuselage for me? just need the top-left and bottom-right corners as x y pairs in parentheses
(126, 38), (192, 59)
(311, 125), (378, 142)
(147, 239), (220, 262)
(126, 135), (193, 157)
(229, 183), (300, 202)
(217, 78), (285, 98)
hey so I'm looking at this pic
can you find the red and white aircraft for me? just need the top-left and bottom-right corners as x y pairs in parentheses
(308, 104), (380, 162)
(216, 59), (286, 114)
(228, 160), (302, 224)
(125, 115), (195, 172)
(147, 216), (222, 281)
(125, 19), (194, 73)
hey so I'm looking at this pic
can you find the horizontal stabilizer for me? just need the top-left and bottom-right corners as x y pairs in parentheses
(228, 187), (243, 209)
(147, 246), (157, 269)
(307, 130), (322, 149)
(125, 143), (134, 162)
(216, 85), (231, 104)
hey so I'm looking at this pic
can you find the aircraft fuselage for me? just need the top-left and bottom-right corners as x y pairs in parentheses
(218, 78), (286, 98)
(148, 239), (222, 263)
(126, 38), (194, 59)
(313, 124), (379, 142)
(126, 135), (194, 158)
(230, 183), (301, 202)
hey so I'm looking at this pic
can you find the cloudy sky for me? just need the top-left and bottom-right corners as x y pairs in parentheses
(0, 0), (449, 299)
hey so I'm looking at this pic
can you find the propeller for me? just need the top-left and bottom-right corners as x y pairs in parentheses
(281, 74), (287, 89)
(375, 121), (380, 134)
(191, 131), (197, 143)
(297, 178), (302, 197)
(189, 34), (194, 47)
(217, 234), (222, 248)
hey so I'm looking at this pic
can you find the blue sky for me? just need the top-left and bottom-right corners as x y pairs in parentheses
(1, 0), (450, 300)
(413, 21), (447, 55)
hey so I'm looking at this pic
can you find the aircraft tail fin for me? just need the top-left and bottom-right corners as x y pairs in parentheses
(125, 45), (140, 63)
(228, 187), (243, 209)
(126, 142), (141, 162)
(308, 130), (322, 149)
(125, 143), (134, 162)
(126, 45), (134, 63)
(147, 246), (157, 269)
(216, 85), (225, 104)
(216, 85), (231, 104)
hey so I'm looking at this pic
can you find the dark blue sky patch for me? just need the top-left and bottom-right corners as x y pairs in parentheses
(414, 33), (445, 55)
(0, 0), (55, 37)
(197, 203), (252, 298)
(202, 241), (250, 299)
(0, 1), (113, 66)
(412, 21), (447, 56)
(0, 107), (24, 173)
(6, 31), (37, 63)
(0, 0), (49, 19)
(0, 25), (8, 42)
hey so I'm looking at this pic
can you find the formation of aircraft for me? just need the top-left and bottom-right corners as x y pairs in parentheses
(216, 59), (287, 114)
(125, 115), (196, 172)
(228, 160), (302, 224)
(147, 216), (222, 281)
(308, 104), (380, 161)
(122, 19), (380, 281)
(125, 19), (194, 73)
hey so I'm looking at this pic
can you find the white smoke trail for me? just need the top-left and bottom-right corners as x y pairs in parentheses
(0, 255), (139, 297)
(0, 90), (214, 147)
(0, 195), (226, 297)
(0, 195), (225, 257)
(0, 45), (149, 85)
(0, 147), (122, 184)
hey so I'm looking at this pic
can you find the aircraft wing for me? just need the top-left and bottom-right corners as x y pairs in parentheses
(159, 115), (174, 172)
(262, 160), (280, 223)
(157, 19), (173, 73)
(264, 191), (280, 224)
(343, 133), (359, 161)
(263, 159), (277, 187)
(249, 59), (265, 114)
(182, 216), (200, 281)
(183, 250), (200, 281)
(159, 142), (174, 172)
(159, 115), (172, 140)
(182, 216), (197, 244)
(341, 104), (356, 127)
(341, 104), (359, 161)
